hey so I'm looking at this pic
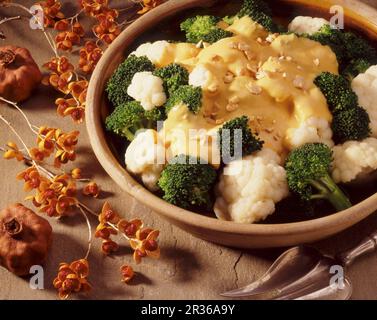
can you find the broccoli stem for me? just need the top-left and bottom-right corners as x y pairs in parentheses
(123, 129), (135, 142)
(310, 174), (352, 211)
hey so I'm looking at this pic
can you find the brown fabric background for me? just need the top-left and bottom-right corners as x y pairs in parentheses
(1, 0), (377, 300)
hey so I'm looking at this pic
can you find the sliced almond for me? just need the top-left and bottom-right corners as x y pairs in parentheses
(244, 50), (256, 60)
(246, 63), (258, 73)
(223, 71), (234, 84)
(256, 70), (267, 80)
(226, 103), (239, 112)
(208, 83), (219, 93)
(266, 33), (278, 43)
(246, 83), (262, 95)
(229, 96), (240, 104)
(293, 75), (305, 89)
(238, 42), (251, 51)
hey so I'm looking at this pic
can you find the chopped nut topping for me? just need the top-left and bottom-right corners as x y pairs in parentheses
(246, 83), (262, 95)
(256, 70), (267, 80)
(229, 96), (240, 104)
(228, 42), (239, 49)
(297, 65), (303, 70)
(196, 40), (203, 48)
(293, 75), (305, 89)
(226, 103), (239, 112)
(215, 118), (225, 125)
(208, 84), (219, 93)
(238, 42), (251, 51)
(257, 37), (263, 44)
(282, 72), (287, 78)
(266, 33), (278, 43)
(313, 58), (320, 66)
(286, 56), (293, 62)
(223, 71), (234, 83)
(244, 50), (256, 60)
(246, 63), (258, 73)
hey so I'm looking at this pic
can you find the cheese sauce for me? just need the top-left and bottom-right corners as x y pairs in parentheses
(159, 16), (338, 164)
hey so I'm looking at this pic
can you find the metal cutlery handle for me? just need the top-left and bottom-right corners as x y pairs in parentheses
(337, 232), (377, 267)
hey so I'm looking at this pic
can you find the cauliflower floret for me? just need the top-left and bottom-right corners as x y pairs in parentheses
(125, 129), (167, 191)
(288, 16), (329, 35)
(352, 65), (377, 138)
(288, 117), (334, 149)
(189, 64), (214, 89)
(332, 137), (377, 183)
(127, 71), (166, 111)
(131, 40), (173, 66)
(214, 149), (289, 224)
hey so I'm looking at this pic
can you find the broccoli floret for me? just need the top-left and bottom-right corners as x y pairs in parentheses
(314, 72), (371, 143)
(342, 58), (372, 81)
(106, 55), (155, 107)
(180, 15), (233, 44)
(308, 24), (346, 64)
(285, 143), (352, 211)
(202, 28), (234, 44)
(236, 0), (279, 32)
(153, 64), (189, 96)
(314, 72), (358, 112)
(307, 26), (377, 70)
(165, 85), (202, 114)
(342, 32), (377, 63)
(105, 101), (165, 141)
(332, 107), (371, 144)
(158, 154), (217, 210)
(217, 116), (263, 161)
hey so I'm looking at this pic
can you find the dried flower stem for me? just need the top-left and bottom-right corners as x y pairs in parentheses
(0, 15), (21, 25)
(0, 96), (40, 136)
(78, 202), (132, 242)
(66, 9), (84, 22)
(0, 2), (58, 57)
(77, 204), (92, 260)
(0, 113), (41, 174)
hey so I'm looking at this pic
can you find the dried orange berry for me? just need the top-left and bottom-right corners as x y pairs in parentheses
(120, 265), (134, 283)
(83, 181), (100, 198)
(101, 239), (119, 255)
(71, 168), (82, 179)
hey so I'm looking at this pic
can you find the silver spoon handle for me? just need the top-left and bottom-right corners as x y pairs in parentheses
(337, 232), (377, 267)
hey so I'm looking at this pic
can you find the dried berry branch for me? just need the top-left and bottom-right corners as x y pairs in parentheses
(0, 98), (161, 299)
(0, 0), (165, 299)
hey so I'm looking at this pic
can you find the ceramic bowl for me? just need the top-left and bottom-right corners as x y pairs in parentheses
(86, 0), (377, 248)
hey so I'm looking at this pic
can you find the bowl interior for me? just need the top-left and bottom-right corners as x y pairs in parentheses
(99, 0), (377, 225)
